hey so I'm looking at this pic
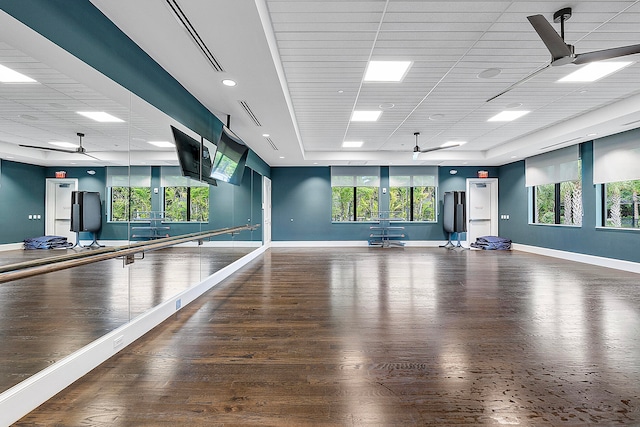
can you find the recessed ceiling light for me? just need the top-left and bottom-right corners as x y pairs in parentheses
(147, 140), (174, 148)
(558, 61), (633, 82)
(587, 133), (598, 137)
(477, 68), (501, 79)
(488, 110), (530, 122)
(0, 64), (36, 83)
(429, 114), (445, 121)
(18, 114), (38, 121)
(86, 170), (96, 175)
(449, 169), (458, 175)
(342, 141), (364, 148)
(379, 103), (395, 110)
(49, 141), (78, 148)
(262, 133), (270, 137)
(337, 90), (344, 93)
(77, 111), (124, 122)
(222, 79), (237, 87)
(510, 155), (518, 159)
(351, 110), (381, 121)
(279, 156), (285, 159)
(505, 102), (523, 109)
(441, 140), (467, 147)
(364, 60), (412, 82)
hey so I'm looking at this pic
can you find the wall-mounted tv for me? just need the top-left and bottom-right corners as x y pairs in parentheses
(170, 126), (217, 186)
(210, 126), (249, 186)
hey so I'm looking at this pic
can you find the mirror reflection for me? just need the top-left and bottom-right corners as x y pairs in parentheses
(0, 9), (263, 396)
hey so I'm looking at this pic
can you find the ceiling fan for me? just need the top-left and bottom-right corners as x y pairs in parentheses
(487, 7), (640, 101)
(20, 132), (101, 160)
(412, 132), (462, 160)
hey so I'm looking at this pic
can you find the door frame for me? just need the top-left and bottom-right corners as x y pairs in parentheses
(45, 178), (78, 236)
(262, 176), (272, 246)
(465, 178), (499, 246)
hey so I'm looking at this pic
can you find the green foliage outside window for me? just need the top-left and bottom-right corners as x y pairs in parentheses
(111, 187), (152, 221)
(164, 186), (209, 222)
(535, 183), (555, 224)
(332, 186), (354, 221)
(190, 187), (209, 222)
(605, 180), (640, 228)
(389, 186), (436, 221)
(356, 187), (378, 221)
(534, 180), (581, 225)
(332, 186), (378, 221)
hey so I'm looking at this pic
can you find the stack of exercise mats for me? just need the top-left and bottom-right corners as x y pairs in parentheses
(470, 236), (511, 250)
(23, 235), (73, 250)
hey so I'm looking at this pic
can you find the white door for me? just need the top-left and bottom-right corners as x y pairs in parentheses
(262, 176), (272, 245)
(45, 178), (78, 242)
(466, 178), (498, 246)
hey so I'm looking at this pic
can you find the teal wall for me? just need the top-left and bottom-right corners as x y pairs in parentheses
(0, 160), (47, 244)
(0, 161), (261, 244)
(270, 166), (499, 242)
(498, 140), (640, 263)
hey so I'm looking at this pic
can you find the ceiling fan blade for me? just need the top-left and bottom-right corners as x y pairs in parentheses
(419, 146), (449, 153)
(82, 152), (102, 161)
(527, 14), (573, 62)
(486, 64), (550, 102)
(574, 44), (640, 64)
(19, 144), (76, 154)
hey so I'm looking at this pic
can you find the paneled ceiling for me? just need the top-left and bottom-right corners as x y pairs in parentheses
(2, 1), (640, 167)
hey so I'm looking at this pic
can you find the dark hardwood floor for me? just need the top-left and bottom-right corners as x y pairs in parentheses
(0, 246), (253, 393)
(11, 247), (640, 426)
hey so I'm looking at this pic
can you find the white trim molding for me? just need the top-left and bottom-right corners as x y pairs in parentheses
(513, 243), (640, 274)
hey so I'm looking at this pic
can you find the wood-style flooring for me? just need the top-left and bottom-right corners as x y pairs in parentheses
(12, 247), (640, 426)
(0, 246), (252, 394)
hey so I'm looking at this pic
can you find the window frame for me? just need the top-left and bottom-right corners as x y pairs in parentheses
(162, 185), (209, 223)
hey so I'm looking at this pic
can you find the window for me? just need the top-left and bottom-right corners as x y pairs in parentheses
(107, 166), (152, 221)
(526, 146), (582, 226)
(533, 180), (582, 225)
(331, 166), (379, 221)
(161, 167), (209, 222)
(389, 166), (437, 221)
(593, 133), (640, 229)
(603, 180), (640, 228)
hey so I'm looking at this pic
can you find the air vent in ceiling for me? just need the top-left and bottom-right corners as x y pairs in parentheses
(540, 137), (581, 150)
(622, 118), (640, 127)
(165, 0), (224, 72)
(239, 100), (262, 127)
(265, 137), (278, 151)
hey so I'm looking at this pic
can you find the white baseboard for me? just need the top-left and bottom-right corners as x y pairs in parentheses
(0, 243), (23, 252)
(0, 245), (267, 426)
(513, 243), (640, 274)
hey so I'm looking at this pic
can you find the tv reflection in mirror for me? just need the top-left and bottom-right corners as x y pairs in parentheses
(211, 126), (249, 185)
(170, 126), (217, 186)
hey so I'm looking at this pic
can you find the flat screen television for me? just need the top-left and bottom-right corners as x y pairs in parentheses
(210, 126), (249, 185)
(171, 126), (217, 186)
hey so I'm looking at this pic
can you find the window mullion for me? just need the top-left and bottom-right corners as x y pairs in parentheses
(554, 183), (561, 224)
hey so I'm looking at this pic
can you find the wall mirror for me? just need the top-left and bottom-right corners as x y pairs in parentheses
(0, 10), (263, 397)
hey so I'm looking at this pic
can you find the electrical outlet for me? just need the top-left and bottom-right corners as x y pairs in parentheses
(113, 335), (124, 349)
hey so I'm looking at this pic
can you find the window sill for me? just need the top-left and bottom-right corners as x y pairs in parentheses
(528, 222), (582, 228)
(595, 226), (640, 233)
